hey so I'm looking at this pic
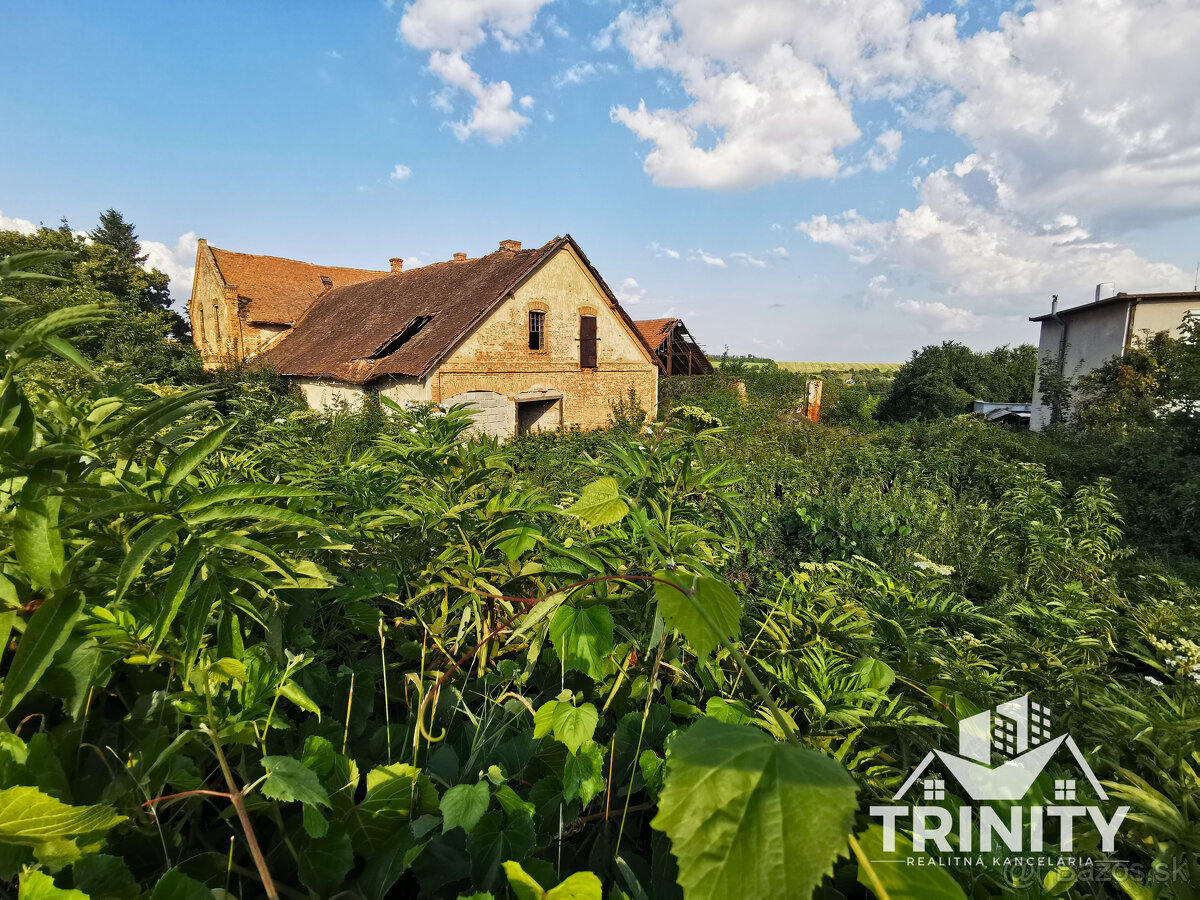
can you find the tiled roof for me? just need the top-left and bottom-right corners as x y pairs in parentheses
(209, 246), (389, 325)
(633, 318), (678, 353)
(263, 235), (653, 384)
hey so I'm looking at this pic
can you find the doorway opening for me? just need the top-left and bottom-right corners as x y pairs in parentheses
(516, 397), (561, 435)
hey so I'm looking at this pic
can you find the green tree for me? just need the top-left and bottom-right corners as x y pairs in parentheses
(876, 341), (1036, 423)
(90, 208), (147, 266)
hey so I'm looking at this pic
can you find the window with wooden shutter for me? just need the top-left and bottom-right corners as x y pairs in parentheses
(579, 315), (597, 368)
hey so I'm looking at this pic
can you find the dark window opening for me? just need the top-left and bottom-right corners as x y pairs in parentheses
(529, 310), (545, 350)
(319, 275), (333, 289)
(368, 314), (434, 359)
(579, 315), (597, 369)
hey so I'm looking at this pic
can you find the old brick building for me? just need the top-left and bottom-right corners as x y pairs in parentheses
(188, 239), (390, 367)
(255, 235), (658, 438)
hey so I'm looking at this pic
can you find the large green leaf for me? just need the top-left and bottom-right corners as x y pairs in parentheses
(150, 538), (202, 652)
(503, 861), (603, 900)
(12, 469), (63, 590)
(0, 591), (86, 716)
(0, 786), (126, 846)
(259, 756), (330, 808)
(175, 483), (325, 513)
(567, 477), (629, 528)
(549, 605), (614, 681)
(442, 781), (491, 834)
(852, 825), (966, 900)
(114, 518), (184, 602)
(350, 763), (438, 853)
(298, 830), (354, 897)
(162, 422), (235, 490)
(18, 870), (90, 900)
(653, 572), (742, 659)
(551, 703), (598, 755)
(148, 869), (210, 900)
(651, 718), (857, 900)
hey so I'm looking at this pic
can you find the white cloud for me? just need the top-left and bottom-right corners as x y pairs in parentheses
(615, 276), (645, 305)
(140, 232), (199, 301)
(769, 246), (789, 259)
(799, 166), (1187, 306)
(692, 250), (726, 268)
(895, 298), (982, 333)
(604, 0), (1200, 266)
(650, 241), (681, 259)
(0, 211), (38, 235)
(730, 252), (765, 267)
(519, 95), (534, 108)
(390, 163), (412, 180)
(552, 61), (618, 88)
(399, 0), (551, 143)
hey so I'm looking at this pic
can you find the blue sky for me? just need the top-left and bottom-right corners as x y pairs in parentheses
(3, 0), (1199, 361)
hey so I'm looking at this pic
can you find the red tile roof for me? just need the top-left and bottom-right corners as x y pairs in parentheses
(634, 318), (679, 353)
(209, 246), (389, 325)
(262, 234), (652, 384)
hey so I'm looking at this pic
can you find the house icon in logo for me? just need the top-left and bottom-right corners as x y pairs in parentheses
(893, 695), (1107, 802)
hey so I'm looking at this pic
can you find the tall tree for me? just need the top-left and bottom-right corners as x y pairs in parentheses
(90, 209), (147, 266)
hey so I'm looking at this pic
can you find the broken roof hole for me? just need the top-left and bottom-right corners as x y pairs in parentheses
(367, 314), (434, 359)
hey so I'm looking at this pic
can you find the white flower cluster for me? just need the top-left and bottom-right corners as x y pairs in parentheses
(1148, 635), (1200, 685)
(912, 553), (954, 576)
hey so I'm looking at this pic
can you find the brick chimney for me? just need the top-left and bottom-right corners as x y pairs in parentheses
(453, 252), (467, 262)
(499, 239), (521, 253)
(390, 258), (403, 273)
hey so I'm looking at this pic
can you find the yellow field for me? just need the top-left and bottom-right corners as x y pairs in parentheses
(777, 362), (903, 374)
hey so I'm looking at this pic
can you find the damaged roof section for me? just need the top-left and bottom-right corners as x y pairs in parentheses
(634, 317), (716, 376)
(207, 244), (389, 325)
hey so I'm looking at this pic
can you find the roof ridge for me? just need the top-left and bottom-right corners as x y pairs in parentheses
(209, 245), (388, 274)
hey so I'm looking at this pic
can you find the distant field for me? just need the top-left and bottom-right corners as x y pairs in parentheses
(777, 362), (903, 373)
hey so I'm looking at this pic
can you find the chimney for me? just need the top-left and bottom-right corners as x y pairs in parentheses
(319, 275), (333, 290)
(390, 258), (403, 273)
(453, 252), (467, 262)
(1095, 282), (1115, 302)
(499, 239), (521, 253)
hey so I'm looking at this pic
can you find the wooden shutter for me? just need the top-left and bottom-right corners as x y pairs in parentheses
(579, 315), (597, 368)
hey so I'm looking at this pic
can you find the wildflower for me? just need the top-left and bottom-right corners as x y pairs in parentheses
(1144, 675), (1164, 686)
(274, 417), (286, 424)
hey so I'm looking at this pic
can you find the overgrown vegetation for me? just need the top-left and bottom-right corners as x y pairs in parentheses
(1, 245), (1198, 900)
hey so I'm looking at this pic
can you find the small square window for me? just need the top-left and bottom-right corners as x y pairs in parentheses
(1054, 779), (1076, 801)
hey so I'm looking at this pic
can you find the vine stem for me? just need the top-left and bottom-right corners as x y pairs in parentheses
(848, 834), (887, 897)
(206, 728), (279, 900)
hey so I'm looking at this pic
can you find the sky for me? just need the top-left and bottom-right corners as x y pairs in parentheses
(3, 0), (1200, 362)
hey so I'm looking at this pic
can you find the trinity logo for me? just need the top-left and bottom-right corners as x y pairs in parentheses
(870, 695), (1128, 856)
(895, 695), (1106, 803)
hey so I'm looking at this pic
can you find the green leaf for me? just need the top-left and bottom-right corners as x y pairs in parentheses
(0, 786), (126, 846)
(298, 830), (354, 897)
(162, 422), (235, 489)
(259, 756), (330, 808)
(650, 718), (857, 900)
(18, 870), (90, 900)
(549, 605), (614, 681)
(496, 519), (542, 561)
(358, 831), (421, 900)
(533, 700), (557, 739)
(853, 657), (896, 692)
(277, 680), (321, 721)
(13, 469), (63, 590)
(551, 703), (599, 755)
(502, 860), (545, 900)
(150, 538), (202, 652)
(852, 825), (966, 900)
(0, 591), (86, 716)
(175, 483), (326, 513)
(442, 781), (491, 834)
(467, 810), (535, 893)
(653, 572), (742, 659)
(567, 477), (629, 527)
(148, 869), (211, 900)
(71, 853), (139, 900)
(563, 744), (605, 807)
(184, 503), (326, 529)
(350, 763), (438, 853)
(114, 518), (184, 602)
(546, 871), (603, 899)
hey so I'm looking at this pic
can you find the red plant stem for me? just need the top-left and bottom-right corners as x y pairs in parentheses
(142, 789), (232, 807)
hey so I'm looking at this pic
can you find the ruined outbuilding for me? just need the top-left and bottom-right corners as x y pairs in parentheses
(633, 318), (715, 376)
